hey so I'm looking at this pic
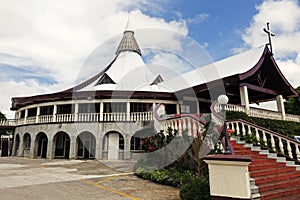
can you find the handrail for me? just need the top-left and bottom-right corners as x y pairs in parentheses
(223, 103), (300, 123)
(153, 103), (216, 139)
(10, 111), (154, 125)
(0, 118), (16, 127)
(153, 103), (207, 125)
(227, 118), (300, 160)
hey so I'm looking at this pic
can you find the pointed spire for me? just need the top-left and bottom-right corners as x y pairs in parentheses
(125, 13), (134, 32)
(115, 14), (141, 56)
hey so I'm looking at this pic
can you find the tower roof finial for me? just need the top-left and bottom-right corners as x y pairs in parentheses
(115, 14), (141, 55)
(125, 12), (134, 32)
(263, 22), (275, 55)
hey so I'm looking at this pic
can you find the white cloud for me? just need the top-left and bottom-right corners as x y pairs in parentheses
(0, 0), (188, 117)
(237, 0), (300, 88)
(0, 80), (66, 118)
(187, 13), (209, 24)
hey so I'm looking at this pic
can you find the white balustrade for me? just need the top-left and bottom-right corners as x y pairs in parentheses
(161, 116), (206, 139)
(130, 112), (153, 121)
(103, 112), (127, 121)
(229, 119), (300, 161)
(215, 103), (300, 123)
(38, 115), (53, 123)
(0, 118), (16, 126)
(285, 114), (300, 123)
(77, 113), (100, 122)
(55, 114), (75, 122)
(18, 118), (24, 125)
(26, 116), (36, 124)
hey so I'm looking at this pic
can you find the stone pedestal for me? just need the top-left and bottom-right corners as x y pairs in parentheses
(204, 155), (252, 200)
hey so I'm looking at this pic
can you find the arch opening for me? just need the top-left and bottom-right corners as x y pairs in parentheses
(76, 131), (96, 159)
(102, 131), (124, 160)
(53, 132), (70, 159)
(23, 133), (31, 157)
(35, 132), (48, 158)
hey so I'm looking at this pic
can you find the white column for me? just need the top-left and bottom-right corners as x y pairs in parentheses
(240, 86), (250, 114)
(69, 137), (76, 159)
(176, 103), (180, 114)
(108, 133), (119, 160)
(99, 102), (104, 121)
(126, 101), (130, 121)
(24, 109), (28, 124)
(15, 112), (19, 120)
(276, 95), (286, 120)
(35, 106), (40, 123)
(47, 139), (53, 159)
(124, 135), (131, 160)
(18, 135), (24, 157)
(196, 101), (200, 114)
(52, 104), (57, 122)
(74, 103), (79, 122)
(11, 134), (17, 156)
(29, 136), (35, 159)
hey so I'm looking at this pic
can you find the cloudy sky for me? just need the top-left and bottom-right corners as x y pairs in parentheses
(1, 0), (300, 118)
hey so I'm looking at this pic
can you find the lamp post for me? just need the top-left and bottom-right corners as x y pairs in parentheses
(218, 95), (230, 154)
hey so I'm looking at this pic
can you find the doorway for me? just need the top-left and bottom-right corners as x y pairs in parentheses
(103, 132), (124, 160)
(54, 132), (70, 159)
(36, 132), (48, 158)
(76, 132), (96, 159)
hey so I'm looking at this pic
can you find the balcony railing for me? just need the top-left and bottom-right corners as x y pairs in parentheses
(26, 116), (36, 124)
(38, 115), (53, 123)
(12, 111), (154, 125)
(0, 118), (16, 126)
(103, 112), (127, 121)
(215, 103), (300, 123)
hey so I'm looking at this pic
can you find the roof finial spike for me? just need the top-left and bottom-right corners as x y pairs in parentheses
(263, 22), (275, 55)
(125, 12), (134, 32)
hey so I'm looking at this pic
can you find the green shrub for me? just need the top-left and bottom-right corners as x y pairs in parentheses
(135, 168), (201, 188)
(180, 176), (210, 200)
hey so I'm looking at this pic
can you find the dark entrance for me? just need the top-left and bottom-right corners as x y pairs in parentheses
(77, 132), (95, 159)
(1, 136), (9, 157)
(36, 132), (48, 158)
(54, 132), (70, 159)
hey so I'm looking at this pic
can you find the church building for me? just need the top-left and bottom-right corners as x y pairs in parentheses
(10, 23), (298, 160)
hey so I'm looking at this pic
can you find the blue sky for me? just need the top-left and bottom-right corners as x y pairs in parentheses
(0, 0), (300, 117)
(149, 0), (264, 59)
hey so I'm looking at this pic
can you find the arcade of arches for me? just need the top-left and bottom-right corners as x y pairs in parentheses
(12, 130), (146, 160)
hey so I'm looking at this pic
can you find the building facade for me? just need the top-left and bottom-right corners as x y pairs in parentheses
(10, 24), (298, 160)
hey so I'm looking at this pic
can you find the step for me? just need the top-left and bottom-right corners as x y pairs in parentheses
(254, 171), (300, 185)
(261, 186), (300, 199)
(251, 192), (261, 200)
(251, 185), (259, 194)
(249, 162), (286, 171)
(273, 194), (300, 200)
(231, 137), (300, 199)
(250, 158), (278, 165)
(250, 166), (296, 177)
(257, 178), (300, 194)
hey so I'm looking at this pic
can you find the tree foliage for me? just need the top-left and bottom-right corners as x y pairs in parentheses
(284, 86), (300, 115)
(0, 111), (6, 119)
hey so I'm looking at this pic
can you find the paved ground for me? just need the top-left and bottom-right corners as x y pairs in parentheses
(0, 157), (180, 200)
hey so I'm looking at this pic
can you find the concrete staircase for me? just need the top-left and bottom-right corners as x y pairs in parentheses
(231, 137), (300, 200)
